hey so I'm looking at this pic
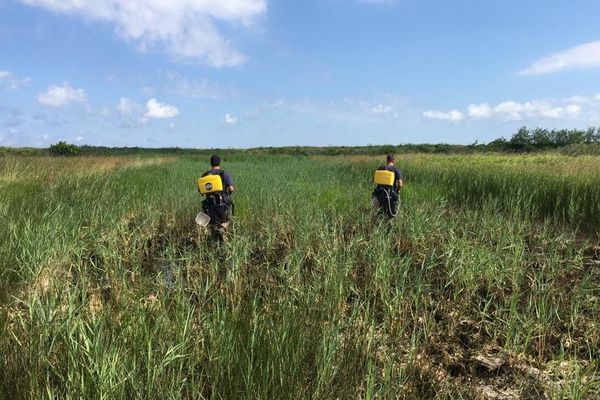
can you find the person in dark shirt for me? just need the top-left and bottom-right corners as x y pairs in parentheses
(200, 154), (235, 241)
(372, 154), (403, 219)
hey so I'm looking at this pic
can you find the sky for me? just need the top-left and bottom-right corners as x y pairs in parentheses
(1, 0), (600, 148)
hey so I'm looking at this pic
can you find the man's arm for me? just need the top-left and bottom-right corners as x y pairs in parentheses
(396, 168), (403, 189)
(223, 171), (235, 193)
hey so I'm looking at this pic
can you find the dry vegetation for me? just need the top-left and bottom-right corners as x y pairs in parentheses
(0, 155), (175, 183)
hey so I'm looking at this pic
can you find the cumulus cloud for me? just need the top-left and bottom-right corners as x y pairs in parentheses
(224, 113), (238, 125)
(518, 41), (600, 75)
(539, 104), (581, 119)
(38, 83), (86, 107)
(145, 98), (179, 118)
(493, 100), (581, 121)
(431, 97), (587, 123)
(422, 109), (464, 123)
(21, 0), (266, 67)
(467, 103), (493, 119)
(371, 104), (392, 114)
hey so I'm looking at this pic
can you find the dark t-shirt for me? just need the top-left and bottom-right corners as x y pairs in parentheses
(203, 169), (234, 195)
(379, 164), (402, 192)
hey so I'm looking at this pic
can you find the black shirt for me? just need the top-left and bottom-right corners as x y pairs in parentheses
(379, 164), (403, 192)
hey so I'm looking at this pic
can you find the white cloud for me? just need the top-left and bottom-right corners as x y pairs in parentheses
(518, 41), (600, 75)
(145, 98), (179, 118)
(492, 101), (529, 121)
(38, 83), (86, 107)
(467, 103), (493, 119)
(371, 104), (392, 114)
(224, 113), (238, 125)
(539, 104), (581, 119)
(117, 97), (141, 116)
(423, 109), (464, 123)
(21, 0), (266, 67)
(493, 100), (581, 121)
(75, 136), (83, 142)
(0, 70), (10, 80)
(436, 97), (587, 123)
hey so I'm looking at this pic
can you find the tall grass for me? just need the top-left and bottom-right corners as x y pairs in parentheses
(358, 153), (600, 233)
(0, 153), (598, 399)
(409, 164), (600, 232)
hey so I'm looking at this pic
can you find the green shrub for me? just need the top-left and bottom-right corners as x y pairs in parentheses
(48, 141), (81, 156)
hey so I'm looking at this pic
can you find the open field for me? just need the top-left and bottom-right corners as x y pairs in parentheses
(1, 152), (599, 399)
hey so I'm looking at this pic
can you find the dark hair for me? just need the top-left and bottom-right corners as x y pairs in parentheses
(210, 154), (221, 167)
(386, 154), (395, 163)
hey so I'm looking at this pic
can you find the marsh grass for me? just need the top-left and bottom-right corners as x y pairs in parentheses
(0, 153), (598, 399)
(329, 153), (600, 233)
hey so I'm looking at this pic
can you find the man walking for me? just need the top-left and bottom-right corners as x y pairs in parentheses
(372, 154), (403, 219)
(198, 154), (235, 241)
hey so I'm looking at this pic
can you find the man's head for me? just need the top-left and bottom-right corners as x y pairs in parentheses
(210, 154), (221, 168)
(386, 154), (395, 164)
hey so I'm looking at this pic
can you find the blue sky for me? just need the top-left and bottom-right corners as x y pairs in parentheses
(1, 0), (600, 148)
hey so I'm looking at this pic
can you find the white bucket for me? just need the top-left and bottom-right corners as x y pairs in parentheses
(195, 212), (210, 227)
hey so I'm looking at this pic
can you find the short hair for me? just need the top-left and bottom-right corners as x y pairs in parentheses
(386, 154), (395, 163)
(210, 154), (221, 167)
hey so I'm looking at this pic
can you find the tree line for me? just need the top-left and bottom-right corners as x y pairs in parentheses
(2, 126), (600, 157)
(488, 126), (600, 151)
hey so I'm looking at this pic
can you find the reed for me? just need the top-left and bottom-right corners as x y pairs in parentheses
(0, 153), (598, 399)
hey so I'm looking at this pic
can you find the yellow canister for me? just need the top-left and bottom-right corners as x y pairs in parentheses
(373, 170), (395, 186)
(197, 174), (223, 194)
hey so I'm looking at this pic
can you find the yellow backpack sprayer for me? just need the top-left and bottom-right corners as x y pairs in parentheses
(197, 174), (223, 195)
(373, 170), (395, 187)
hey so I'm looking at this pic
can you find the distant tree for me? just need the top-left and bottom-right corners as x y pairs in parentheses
(584, 127), (597, 144)
(487, 137), (508, 151)
(531, 127), (552, 148)
(380, 144), (396, 155)
(508, 126), (533, 151)
(49, 141), (81, 156)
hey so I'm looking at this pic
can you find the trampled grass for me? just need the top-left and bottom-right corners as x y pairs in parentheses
(0, 152), (599, 399)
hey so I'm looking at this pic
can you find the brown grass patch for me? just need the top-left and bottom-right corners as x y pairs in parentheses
(0, 155), (176, 183)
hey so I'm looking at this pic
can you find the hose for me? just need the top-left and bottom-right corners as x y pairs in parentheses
(383, 188), (399, 218)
